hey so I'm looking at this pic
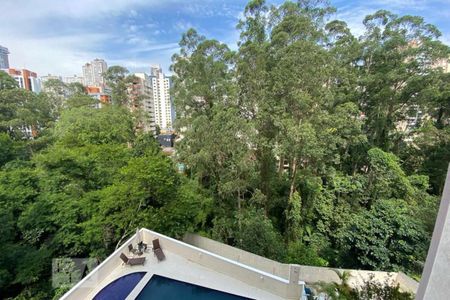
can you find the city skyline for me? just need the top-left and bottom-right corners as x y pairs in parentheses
(1, 0), (450, 76)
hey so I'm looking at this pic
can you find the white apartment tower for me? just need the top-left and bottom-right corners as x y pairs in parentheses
(150, 65), (175, 131)
(82, 59), (107, 87)
(133, 73), (156, 134)
(0, 46), (10, 69)
(63, 75), (84, 85)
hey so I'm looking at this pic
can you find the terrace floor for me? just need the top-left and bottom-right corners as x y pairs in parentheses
(87, 248), (286, 300)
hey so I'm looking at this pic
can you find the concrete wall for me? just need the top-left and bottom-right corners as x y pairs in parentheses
(184, 233), (418, 294)
(396, 272), (419, 294)
(416, 166), (450, 300)
(184, 233), (291, 279)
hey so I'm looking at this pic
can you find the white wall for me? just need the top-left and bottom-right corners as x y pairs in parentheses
(416, 166), (450, 299)
(184, 233), (418, 294)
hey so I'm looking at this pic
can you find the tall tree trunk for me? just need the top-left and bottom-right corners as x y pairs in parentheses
(278, 155), (284, 175)
(289, 157), (298, 199)
(237, 188), (242, 230)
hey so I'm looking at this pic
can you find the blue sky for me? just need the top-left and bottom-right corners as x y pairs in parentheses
(1, 0), (449, 76)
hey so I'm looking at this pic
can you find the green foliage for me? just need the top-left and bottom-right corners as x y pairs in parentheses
(104, 66), (136, 106)
(339, 199), (427, 272)
(1, 1), (449, 299)
(316, 270), (414, 300)
(65, 94), (97, 109)
(0, 89), (55, 138)
(0, 102), (211, 298)
(172, 0), (447, 286)
(0, 133), (15, 166)
(367, 148), (414, 202)
(151, 179), (213, 238)
(285, 241), (328, 266)
(235, 209), (285, 260)
(0, 71), (19, 90)
(356, 277), (414, 300)
(53, 106), (134, 146)
(316, 270), (357, 300)
(285, 191), (303, 242)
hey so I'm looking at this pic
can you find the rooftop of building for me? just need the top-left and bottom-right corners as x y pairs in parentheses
(61, 229), (419, 300)
(61, 229), (302, 300)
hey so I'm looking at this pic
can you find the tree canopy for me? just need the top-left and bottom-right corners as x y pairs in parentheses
(0, 1), (449, 299)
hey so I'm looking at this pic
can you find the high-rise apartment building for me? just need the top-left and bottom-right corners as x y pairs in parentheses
(63, 75), (84, 85)
(40, 74), (63, 93)
(82, 59), (107, 87)
(86, 86), (111, 108)
(133, 73), (156, 134)
(0, 46), (10, 69)
(2, 68), (41, 93)
(434, 57), (450, 73)
(40, 74), (62, 82)
(149, 65), (174, 131)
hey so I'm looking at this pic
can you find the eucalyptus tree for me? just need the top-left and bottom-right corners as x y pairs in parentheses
(171, 29), (255, 210)
(104, 66), (132, 106)
(171, 28), (236, 123)
(268, 0), (336, 199)
(358, 10), (449, 150)
(236, 0), (275, 206)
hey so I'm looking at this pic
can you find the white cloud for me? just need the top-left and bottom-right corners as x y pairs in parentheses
(332, 0), (450, 39)
(128, 43), (180, 53)
(0, 0), (244, 76)
(442, 33), (450, 46)
(2, 0), (446, 78)
(0, 0), (188, 76)
(1, 0), (153, 21)
(173, 21), (195, 33)
(366, 0), (428, 10)
(110, 47), (179, 74)
(2, 33), (111, 76)
(334, 7), (372, 37)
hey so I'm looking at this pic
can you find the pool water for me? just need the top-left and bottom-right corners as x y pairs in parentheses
(93, 272), (146, 300)
(136, 275), (253, 300)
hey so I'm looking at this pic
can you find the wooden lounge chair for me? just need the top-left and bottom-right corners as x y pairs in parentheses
(120, 253), (145, 266)
(152, 239), (166, 262)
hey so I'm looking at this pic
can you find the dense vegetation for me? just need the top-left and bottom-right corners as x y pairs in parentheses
(0, 72), (211, 298)
(171, 0), (449, 282)
(0, 0), (449, 299)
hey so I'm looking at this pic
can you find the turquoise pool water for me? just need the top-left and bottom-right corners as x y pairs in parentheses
(136, 275), (253, 300)
(93, 272), (146, 300)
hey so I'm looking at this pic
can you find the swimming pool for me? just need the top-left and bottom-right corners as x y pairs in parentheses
(93, 272), (146, 300)
(136, 275), (253, 300)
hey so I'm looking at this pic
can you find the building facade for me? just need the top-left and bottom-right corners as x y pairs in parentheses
(133, 73), (156, 134)
(82, 59), (107, 87)
(63, 75), (84, 85)
(149, 65), (175, 132)
(40, 74), (62, 83)
(2, 68), (41, 93)
(0, 45), (10, 69)
(40, 74), (63, 93)
(433, 57), (450, 73)
(86, 86), (111, 108)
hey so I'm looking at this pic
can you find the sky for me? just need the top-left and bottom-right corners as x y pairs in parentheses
(1, 0), (449, 77)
